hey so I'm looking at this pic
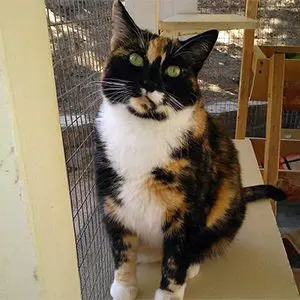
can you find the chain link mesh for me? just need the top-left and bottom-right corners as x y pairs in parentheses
(45, 0), (114, 299)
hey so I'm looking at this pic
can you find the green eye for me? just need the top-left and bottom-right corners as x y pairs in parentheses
(129, 53), (144, 67)
(166, 65), (181, 78)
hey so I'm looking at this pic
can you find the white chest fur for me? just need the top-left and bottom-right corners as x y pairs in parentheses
(96, 100), (194, 246)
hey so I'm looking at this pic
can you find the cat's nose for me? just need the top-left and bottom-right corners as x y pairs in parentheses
(142, 80), (157, 92)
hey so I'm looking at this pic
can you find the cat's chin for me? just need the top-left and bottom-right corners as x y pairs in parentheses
(127, 105), (168, 121)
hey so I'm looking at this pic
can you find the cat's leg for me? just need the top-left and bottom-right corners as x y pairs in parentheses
(108, 226), (139, 300)
(154, 232), (190, 300)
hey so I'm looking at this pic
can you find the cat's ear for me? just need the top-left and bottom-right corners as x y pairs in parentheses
(177, 30), (219, 73)
(111, 0), (142, 51)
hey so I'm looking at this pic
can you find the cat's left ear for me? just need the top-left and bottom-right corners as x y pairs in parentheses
(111, 0), (142, 51)
(178, 30), (219, 73)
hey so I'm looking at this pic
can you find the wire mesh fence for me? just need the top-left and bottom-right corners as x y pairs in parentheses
(45, 0), (299, 299)
(45, 0), (114, 299)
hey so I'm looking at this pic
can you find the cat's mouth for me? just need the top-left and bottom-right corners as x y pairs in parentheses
(127, 96), (167, 121)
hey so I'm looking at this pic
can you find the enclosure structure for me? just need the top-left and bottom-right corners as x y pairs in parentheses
(0, 0), (81, 299)
(45, 0), (114, 299)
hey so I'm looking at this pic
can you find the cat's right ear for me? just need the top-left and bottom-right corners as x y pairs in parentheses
(111, 0), (142, 51)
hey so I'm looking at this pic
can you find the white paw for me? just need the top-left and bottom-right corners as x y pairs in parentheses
(187, 264), (200, 279)
(110, 281), (138, 300)
(154, 287), (185, 300)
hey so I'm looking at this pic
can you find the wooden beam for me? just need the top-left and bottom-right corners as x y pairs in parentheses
(251, 137), (300, 164)
(235, 0), (259, 139)
(264, 53), (285, 186)
(160, 14), (259, 33)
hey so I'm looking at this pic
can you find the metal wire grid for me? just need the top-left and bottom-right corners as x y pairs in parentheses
(198, 0), (300, 137)
(45, 0), (114, 299)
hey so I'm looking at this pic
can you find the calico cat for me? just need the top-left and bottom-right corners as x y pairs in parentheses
(94, 1), (286, 299)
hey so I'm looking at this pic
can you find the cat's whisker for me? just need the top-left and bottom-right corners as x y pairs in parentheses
(166, 94), (184, 111)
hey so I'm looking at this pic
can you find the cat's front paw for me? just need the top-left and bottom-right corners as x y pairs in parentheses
(110, 281), (138, 300)
(154, 288), (184, 300)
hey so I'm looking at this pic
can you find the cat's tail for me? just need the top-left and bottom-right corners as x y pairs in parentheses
(242, 185), (287, 202)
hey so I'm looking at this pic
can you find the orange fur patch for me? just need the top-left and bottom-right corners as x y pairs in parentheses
(103, 196), (119, 220)
(146, 178), (186, 213)
(129, 97), (152, 114)
(165, 159), (190, 174)
(206, 180), (235, 227)
(190, 77), (198, 90)
(146, 159), (190, 235)
(193, 101), (207, 138)
(147, 37), (169, 64)
(115, 234), (138, 284)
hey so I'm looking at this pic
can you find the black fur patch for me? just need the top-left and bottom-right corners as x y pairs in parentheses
(152, 167), (175, 184)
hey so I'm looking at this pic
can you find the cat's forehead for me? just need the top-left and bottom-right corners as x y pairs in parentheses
(147, 37), (175, 64)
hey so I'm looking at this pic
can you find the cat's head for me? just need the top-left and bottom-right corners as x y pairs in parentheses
(102, 0), (218, 121)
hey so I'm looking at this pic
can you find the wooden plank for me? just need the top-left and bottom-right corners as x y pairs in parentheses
(235, 0), (259, 139)
(155, 0), (160, 33)
(282, 129), (300, 140)
(283, 81), (300, 111)
(260, 45), (300, 58)
(264, 53), (285, 186)
(251, 138), (300, 166)
(259, 169), (300, 182)
(251, 80), (300, 111)
(285, 60), (300, 81)
(250, 46), (300, 103)
(279, 170), (300, 183)
(250, 46), (269, 101)
(159, 14), (259, 32)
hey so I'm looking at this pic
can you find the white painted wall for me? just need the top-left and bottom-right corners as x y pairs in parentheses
(0, 0), (81, 299)
(125, 0), (197, 31)
(126, 0), (158, 31)
(0, 30), (40, 300)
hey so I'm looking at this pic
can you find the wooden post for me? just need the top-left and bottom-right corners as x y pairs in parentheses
(264, 53), (285, 213)
(156, 0), (161, 34)
(0, 0), (81, 299)
(235, 0), (259, 139)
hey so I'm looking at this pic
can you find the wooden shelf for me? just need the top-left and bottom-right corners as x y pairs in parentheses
(250, 45), (300, 110)
(159, 14), (259, 35)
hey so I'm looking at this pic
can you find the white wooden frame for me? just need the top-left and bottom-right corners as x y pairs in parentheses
(0, 1), (81, 299)
(126, 0), (197, 32)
